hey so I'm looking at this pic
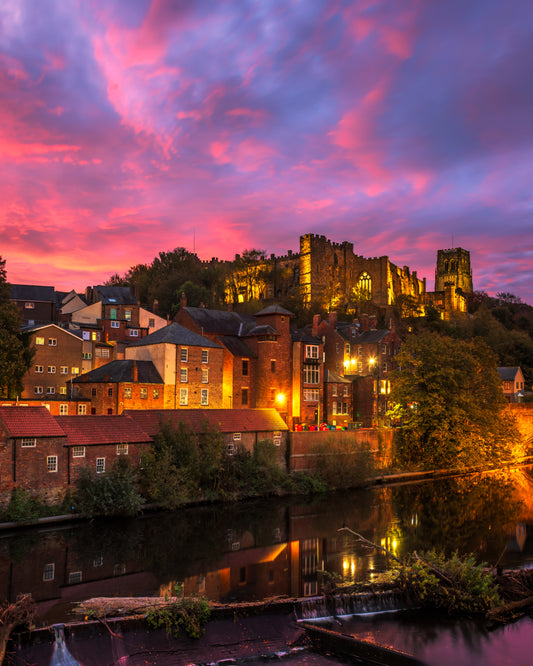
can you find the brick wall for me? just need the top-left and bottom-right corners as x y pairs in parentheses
(67, 443), (150, 484)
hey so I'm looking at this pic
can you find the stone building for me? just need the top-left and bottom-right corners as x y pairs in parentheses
(434, 247), (473, 294)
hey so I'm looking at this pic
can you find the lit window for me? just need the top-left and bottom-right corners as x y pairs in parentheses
(48, 338), (57, 346)
(82, 352), (92, 359)
(201, 388), (208, 405)
(303, 366), (319, 384)
(21, 438), (36, 447)
(78, 404), (87, 415)
(60, 366), (68, 374)
(35, 365), (43, 373)
(25, 302), (35, 309)
(59, 387), (67, 395)
(35, 337), (45, 345)
(303, 389), (319, 401)
(72, 446), (85, 457)
(124, 387), (132, 398)
(48, 366), (56, 374)
(47, 456), (58, 472)
(117, 443), (128, 455)
(125, 310), (132, 321)
(60, 404), (68, 415)
(71, 367), (79, 375)
(201, 368), (208, 383)
(180, 388), (188, 405)
(181, 348), (188, 362)
(233, 432), (241, 441)
(91, 331), (100, 341)
(129, 329), (139, 337)
(110, 321), (120, 328)
(43, 563), (55, 581)
(140, 387), (148, 398)
(180, 368), (188, 383)
(153, 388), (159, 398)
(96, 457), (105, 473)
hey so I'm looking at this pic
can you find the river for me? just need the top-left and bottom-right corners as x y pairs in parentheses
(1, 468), (533, 664)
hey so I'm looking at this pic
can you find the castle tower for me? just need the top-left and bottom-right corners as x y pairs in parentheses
(435, 248), (473, 293)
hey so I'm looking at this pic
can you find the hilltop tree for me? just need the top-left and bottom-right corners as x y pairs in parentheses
(0, 258), (33, 398)
(389, 333), (520, 470)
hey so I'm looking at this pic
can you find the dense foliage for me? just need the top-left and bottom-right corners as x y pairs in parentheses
(0, 257), (33, 398)
(389, 333), (520, 470)
(145, 595), (211, 639)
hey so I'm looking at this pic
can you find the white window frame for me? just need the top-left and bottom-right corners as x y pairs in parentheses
(21, 437), (36, 448)
(34, 386), (43, 394)
(201, 368), (208, 384)
(201, 349), (209, 363)
(48, 366), (56, 374)
(60, 387), (67, 395)
(60, 404), (68, 415)
(110, 320), (120, 328)
(303, 366), (319, 384)
(124, 387), (132, 398)
(72, 446), (85, 458)
(129, 329), (139, 337)
(48, 338), (57, 346)
(180, 368), (188, 383)
(116, 443), (129, 455)
(43, 563), (55, 581)
(227, 442), (235, 456)
(35, 365), (43, 373)
(35, 336), (45, 345)
(78, 404), (87, 415)
(69, 571), (82, 584)
(60, 366), (68, 374)
(47, 455), (58, 473)
(305, 345), (319, 359)
(201, 388), (209, 405)
(96, 457), (105, 474)
(179, 387), (188, 405)
(46, 387), (55, 394)
(233, 432), (242, 441)
(180, 348), (188, 362)
(71, 367), (79, 375)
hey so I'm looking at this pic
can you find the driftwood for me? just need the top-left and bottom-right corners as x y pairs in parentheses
(0, 594), (35, 663)
(487, 595), (533, 622)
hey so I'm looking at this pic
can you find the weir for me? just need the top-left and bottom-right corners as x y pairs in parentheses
(298, 588), (411, 621)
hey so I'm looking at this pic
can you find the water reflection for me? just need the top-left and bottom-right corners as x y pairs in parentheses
(1, 468), (532, 626)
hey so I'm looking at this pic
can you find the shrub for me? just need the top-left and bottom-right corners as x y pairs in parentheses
(146, 597), (211, 639)
(3, 488), (41, 523)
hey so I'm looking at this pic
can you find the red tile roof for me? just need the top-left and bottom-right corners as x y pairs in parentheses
(124, 409), (288, 437)
(56, 415), (151, 446)
(0, 406), (66, 438)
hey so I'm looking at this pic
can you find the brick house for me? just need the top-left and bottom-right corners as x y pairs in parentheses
(70, 359), (165, 414)
(0, 398), (91, 417)
(497, 367), (526, 403)
(10, 284), (58, 327)
(323, 371), (352, 428)
(125, 408), (289, 467)
(22, 324), (86, 403)
(57, 415), (152, 483)
(291, 329), (324, 427)
(0, 406), (67, 502)
(125, 322), (224, 409)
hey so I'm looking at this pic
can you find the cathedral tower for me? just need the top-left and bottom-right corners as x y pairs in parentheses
(435, 248), (473, 293)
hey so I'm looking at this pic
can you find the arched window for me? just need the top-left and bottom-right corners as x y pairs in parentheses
(355, 272), (372, 300)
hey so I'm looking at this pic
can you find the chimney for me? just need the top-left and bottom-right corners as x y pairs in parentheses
(369, 314), (377, 330)
(328, 312), (338, 329)
(131, 360), (138, 382)
(359, 314), (369, 332)
(153, 299), (159, 314)
(312, 314), (321, 336)
(180, 292), (187, 309)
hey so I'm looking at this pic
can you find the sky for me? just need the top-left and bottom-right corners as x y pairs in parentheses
(1, 0), (532, 303)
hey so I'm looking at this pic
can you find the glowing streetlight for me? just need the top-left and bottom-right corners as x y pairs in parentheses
(275, 392), (286, 406)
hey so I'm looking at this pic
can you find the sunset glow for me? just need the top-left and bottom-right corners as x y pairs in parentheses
(1, 1), (532, 302)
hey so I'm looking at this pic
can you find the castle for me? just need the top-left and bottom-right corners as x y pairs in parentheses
(225, 234), (472, 319)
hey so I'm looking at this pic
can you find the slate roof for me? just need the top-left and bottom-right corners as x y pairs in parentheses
(57, 415), (151, 446)
(73, 360), (163, 384)
(10, 284), (56, 302)
(128, 322), (222, 348)
(325, 370), (352, 384)
(93, 285), (137, 305)
(217, 336), (257, 358)
(180, 307), (256, 336)
(291, 329), (321, 344)
(246, 324), (278, 336)
(255, 305), (294, 317)
(0, 406), (66, 438)
(124, 408), (288, 437)
(338, 329), (391, 343)
(497, 367), (521, 381)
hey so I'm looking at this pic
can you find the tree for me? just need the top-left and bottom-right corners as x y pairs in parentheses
(389, 333), (520, 470)
(0, 258), (33, 398)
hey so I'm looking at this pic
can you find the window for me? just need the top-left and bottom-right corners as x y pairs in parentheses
(358, 346), (363, 356)
(180, 368), (188, 383)
(96, 347), (110, 358)
(21, 437), (36, 447)
(181, 348), (188, 362)
(48, 365), (56, 374)
(148, 318), (155, 328)
(96, 457), (105, 473)
(34, 386), (43, 394)
(382, 344), (387, 355)
(125, 310), (132, 321)
(60, 366), (68, 374)
(110, 321), (120, 328)
(356, 271), (372, 300)
(332, 401), (337, 415)
(107, 408), (113, 414)
(91, 331), (100, 341)
(93, 554), (103, 567)
(153, 388), (159, 399)
(345, 343), (350, 355)
(72, 446), (85, 457)
(35, 365), (43, 373)
(242, 359), (249, 376)
(303, 389), (319, 401)
(91, 387), (97, 397)
(180, 388), (188, 405)
(47, 456), (58, 472)
(336, 342), (340, 354)
(46, 387), (55, 394)
(59, 387), (67, 395)
(82, 331), (90, 340)
(241, 388), (248, 406)
(305, 345), (319, 359)
(332, 385), (337, 397)
(201, 388), (208, 405)
(114, 563), (126, 576)
(110, 308), (117, 320)
(344, 385), (349, 396)
(273, 431), (282, 446)
(60, 404), (68, 415)
(270, 388), (276, 401)
(69, 571), (82, 584)
(43, 563), (55, 581)
(107, 387), (113, 397)
(233, 432), (242, 441)
(357, 361), (363, 372)
(78, 404), (87, 415)
(124, 387), (132, 398)
(71, 367), (79, 375)
(303, 366), (319, 384)
(35, 337), (45, 345)
(201, 368), (208, 383)
(201, 349), (209, 363)
(227, 442), (235, 456)
(25, 302), (35, 309)
(140, 387), (148, 399)
(117, 443), (128, 455)
(129, 329), (139, 337)
(271, 360), (276, 373)
(383, 362), (388, 373)
(48, 338), (57, 346)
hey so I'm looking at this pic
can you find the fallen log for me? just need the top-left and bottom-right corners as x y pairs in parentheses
(486, 595), (533, 622)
